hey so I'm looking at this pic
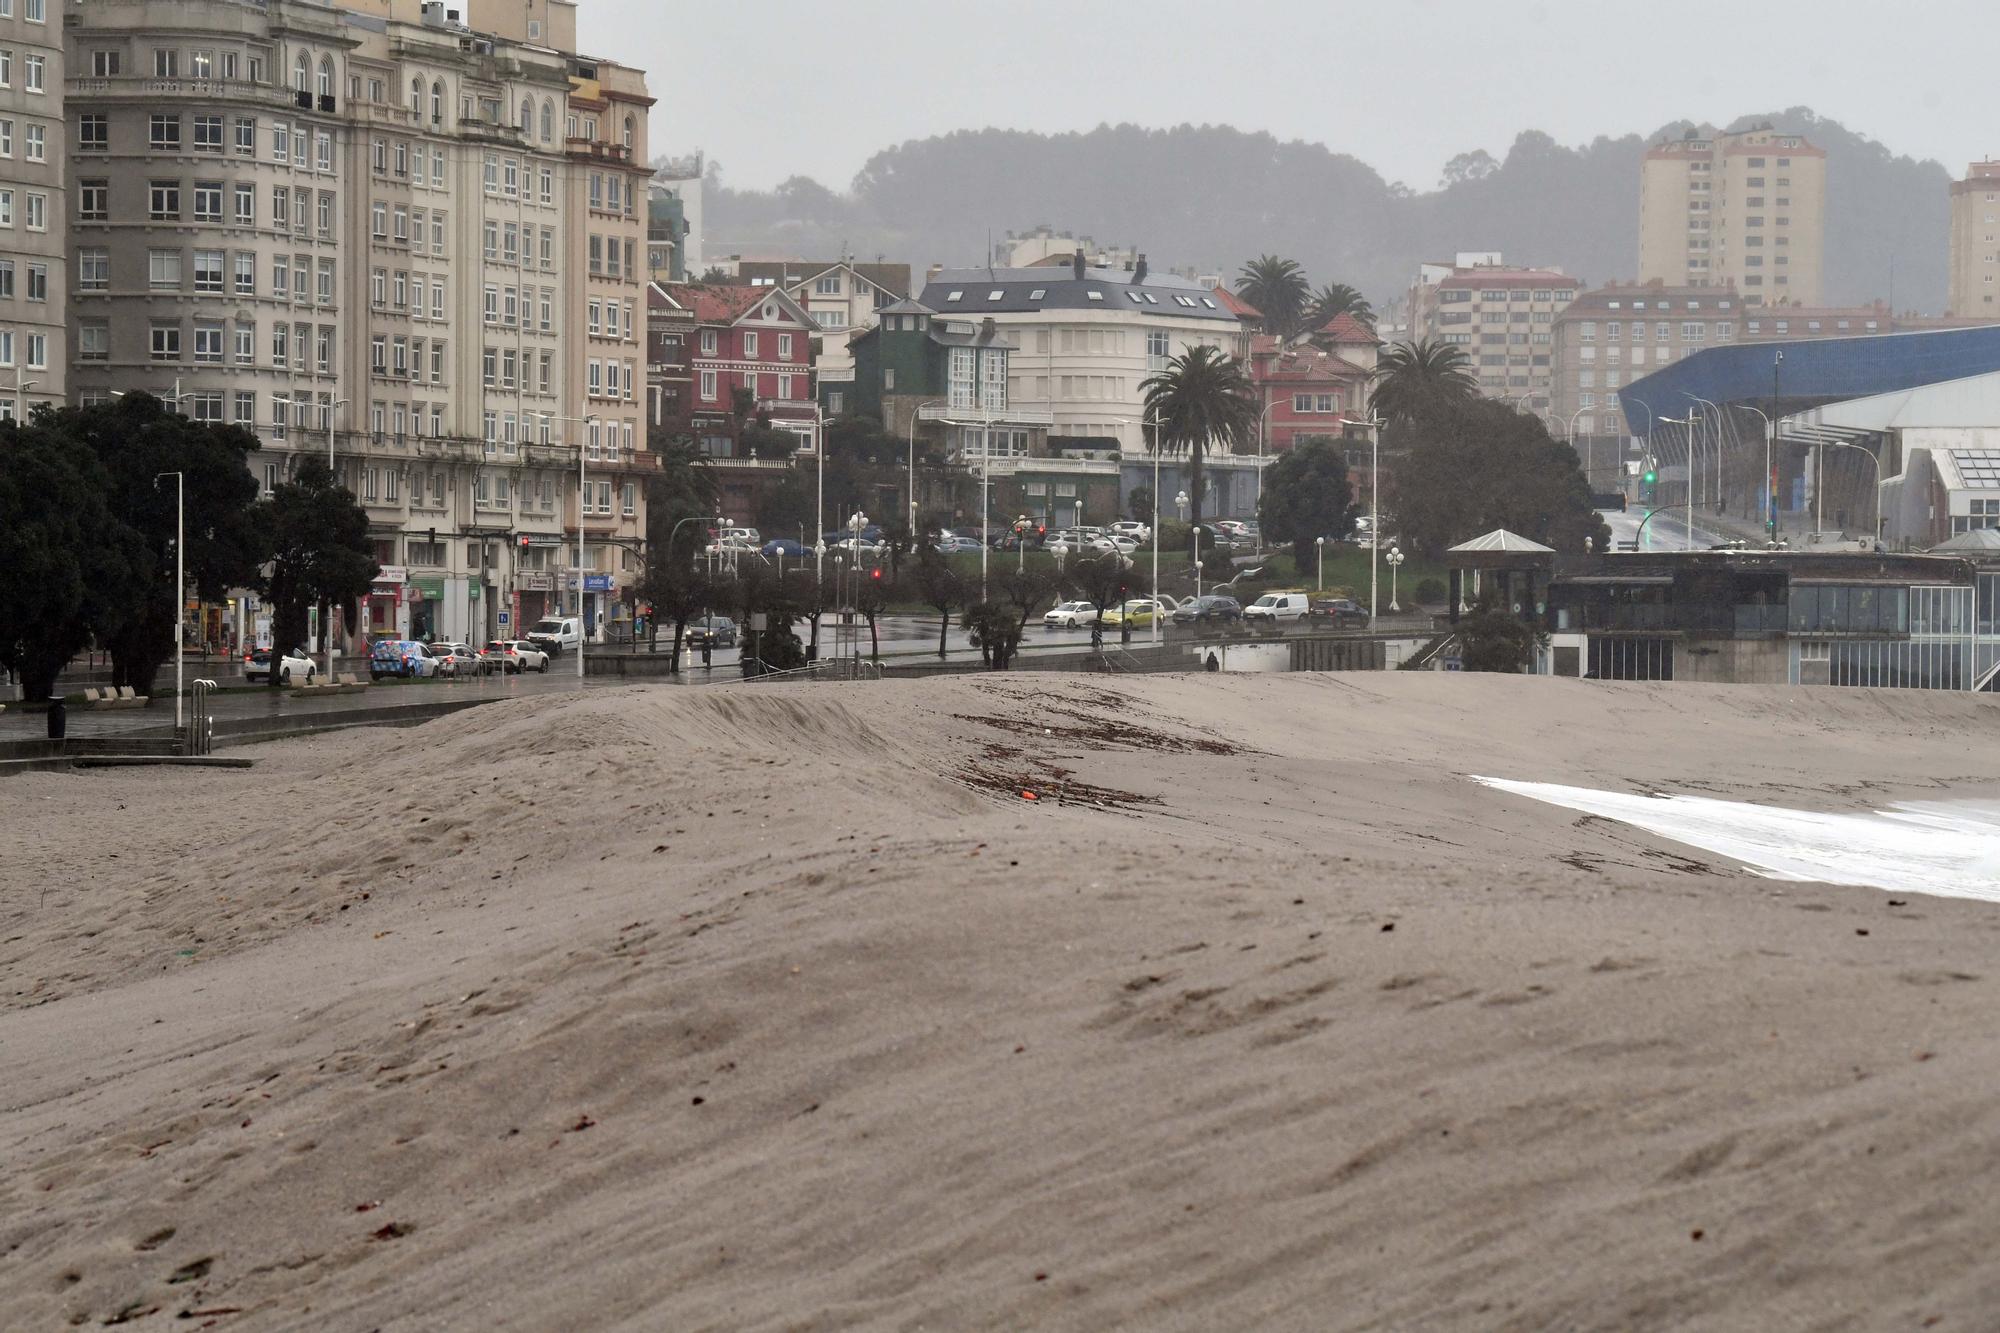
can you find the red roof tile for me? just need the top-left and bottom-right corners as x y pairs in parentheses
(1213, 286), (1261, 320)
(1312, 313), (1379, 344)
(655, 283), (770, 325)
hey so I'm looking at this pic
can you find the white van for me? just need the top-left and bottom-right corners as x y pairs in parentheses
(1242, 591), (1310, 625)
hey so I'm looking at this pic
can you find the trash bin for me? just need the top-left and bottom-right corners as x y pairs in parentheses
(47, 698), (66, 740)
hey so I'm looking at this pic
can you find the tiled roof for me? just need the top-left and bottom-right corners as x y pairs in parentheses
(1212, 286), (1262, 320)
(655, 283), (774, 324)
(1252, 347), (1368, 383)
(1312, 313), (1378, 344)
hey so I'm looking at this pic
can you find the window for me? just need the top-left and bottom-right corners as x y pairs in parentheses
(194, 322), (224, 364)
(150, 114), (181, 149)
(193, 181), (222, 222)
(193, 249), (224, 292)
(148, 249), (182, 290)
(699, 369), (717, 400)
(23, 122), (41, 162)
(234, 323), (254, 364)
(75, 178), (109, 221)
(150, 323), (181, 361)
(78, 323), (109, 361)
(744, 331), (758, 358)
(77, 112), (108, 152)
(24, 52), (43, 91)
(78, 247), (108, 290)
(778, 332), (792, 359)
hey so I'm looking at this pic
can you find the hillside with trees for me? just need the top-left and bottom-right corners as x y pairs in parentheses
(699, 108), (1952, 313)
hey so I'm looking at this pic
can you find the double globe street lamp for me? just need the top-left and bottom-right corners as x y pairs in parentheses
(1386, 546), (1405, 613)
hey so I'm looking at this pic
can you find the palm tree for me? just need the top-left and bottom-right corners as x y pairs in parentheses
(1140, 345), (1260, 538)
(1235, 255), (1310, 339)
(1307, 282), (1376, 333)
(1370, 338), (1479, 424)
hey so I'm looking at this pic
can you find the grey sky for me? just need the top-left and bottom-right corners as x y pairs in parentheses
(578, 0), (1989, 195)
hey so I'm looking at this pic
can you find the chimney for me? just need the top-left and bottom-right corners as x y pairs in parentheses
(1133, 253), (1148, 285)
(1071, 249), (1085, 281)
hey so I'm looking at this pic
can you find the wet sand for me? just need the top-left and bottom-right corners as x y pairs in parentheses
(6, 673), (2000, 1330)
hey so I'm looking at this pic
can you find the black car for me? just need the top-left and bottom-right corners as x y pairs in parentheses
(684, 616), (738, 649)
(1308, 597), (1371, 628)
(1171, 595), (1244, 625)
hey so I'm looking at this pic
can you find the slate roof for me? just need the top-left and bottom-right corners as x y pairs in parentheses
(1447, 529), (1557, 554)
(917, 267), (1238, 321)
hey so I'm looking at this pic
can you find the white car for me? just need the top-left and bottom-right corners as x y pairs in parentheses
(482, 639), (550, 673)
(832, 536), (885, 555)
(1043, 600), (1100, 628)
(244, 646), (315, 685)
(1243, 591), (1312, 624)
(1110, 520), (1152, 544)
(1090, 535), (1139, 556)
(433, 643), (489, 677)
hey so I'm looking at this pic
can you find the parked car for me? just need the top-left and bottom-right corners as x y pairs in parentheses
(684, 616), (738, 649)
(526, 616), (581, 658)
(1099, 599), (1163, 629)
(370, 639), (442, 680)
(720, 526), (761, 546)
(243, 646), (316, 685)
(1109, 520), (1152, 544)
(1309, 596), (1372, 628)
(1042, 600), (1100, 628)
(1171, 595), (1244, 625)
(1243, 591), (1312, 625)
(830, 536), (885, 556)
(481, 640), (550, 673)
(936, 535), (983, 554)
(434, 642), (490, 677)
(762, 538), (808, 558)
(1090, 535), (1139, 556)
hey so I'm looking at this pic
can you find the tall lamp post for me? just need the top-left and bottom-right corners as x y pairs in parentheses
(1386, 545), (1405, 612)
(1315, 535), (1325, 591)
(156, 472), (184, 734)
(322, 397), (350, 682)
(1738, 404), (1776, 539)
(8, 377), (37, 423)
(1338, 414), (1385, 620)
(540, 411), (600, 680)
(1663, 414), (1698, 550)
(1182, 495), (1199, 598)
(1689, 394), (1723, 510)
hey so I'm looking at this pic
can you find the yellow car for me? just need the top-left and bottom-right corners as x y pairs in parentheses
(1098, 599), (1161, 629)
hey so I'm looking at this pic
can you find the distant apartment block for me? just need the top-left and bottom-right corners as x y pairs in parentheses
(1638, 125), (1826, 306)
(1413, 260), (1578, 412)
(0, 0), (62, 416)
(1948, 161), (2000, 316)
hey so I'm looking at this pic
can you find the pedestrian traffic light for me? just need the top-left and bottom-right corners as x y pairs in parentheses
(870, 568), (882, 582)
(518, 534), (530, 549)
(1643, 466), (1657, 485)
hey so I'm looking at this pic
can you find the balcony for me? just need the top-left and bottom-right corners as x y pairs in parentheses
(916, 402), (1056, 427)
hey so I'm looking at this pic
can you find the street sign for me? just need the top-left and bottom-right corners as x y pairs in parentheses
(497, 611), (510, 626)
(1442, 657), (1463, 672)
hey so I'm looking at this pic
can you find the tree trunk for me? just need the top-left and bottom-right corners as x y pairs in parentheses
(1188, 441), (1207, 541)
(937, 609), (950, 659)
(669, 612), (689, 674)
(868, 615), (879, 660)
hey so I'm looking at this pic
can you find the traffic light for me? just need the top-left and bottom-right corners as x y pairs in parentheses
(870, 568), (882, 582)
(1642, 465), (1657, 485)
(518, 535), (530, 550)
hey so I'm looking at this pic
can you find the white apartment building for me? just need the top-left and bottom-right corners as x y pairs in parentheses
(66, 0), (649, 646)
(914, 259), (1267, 517)
(0, 0), (62, 417)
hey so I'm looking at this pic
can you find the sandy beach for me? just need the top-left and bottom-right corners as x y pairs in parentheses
(6, 672), (2000, 1330)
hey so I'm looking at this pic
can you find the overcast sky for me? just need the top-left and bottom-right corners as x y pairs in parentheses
(577, 0), (1991, 194)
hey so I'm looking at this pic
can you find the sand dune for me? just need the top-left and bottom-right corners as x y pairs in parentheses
(6, 673), (2000, 1330)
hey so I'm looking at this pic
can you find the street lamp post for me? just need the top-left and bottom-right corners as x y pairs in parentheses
(1738, 404), (1776, 539)
(1315, 535), (1325, 591)
(1338, 415), (1385, 620)
(9, 377), (38, 424)
(541, 411), (600, 681)
(1689, 395), (1723, 511)
(1816, 439), (1885, 540)
(1663, 414), (1698, 550)
(1188, 510), (1200, 599)
(323, 397), (350, 682)
(1386, 545), (1405, 612)
(156, 472), (184, 734)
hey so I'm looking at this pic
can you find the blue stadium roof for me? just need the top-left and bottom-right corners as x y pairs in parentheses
(1619, 324), (2000, 431)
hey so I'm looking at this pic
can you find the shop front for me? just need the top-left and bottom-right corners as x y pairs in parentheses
(518, 571), (555, 625)
(366, 565), (410, 641)
(407, 576), (445, 642)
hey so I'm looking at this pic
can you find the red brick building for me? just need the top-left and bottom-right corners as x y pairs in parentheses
(1248, 314), (1379, 453)
(647, 282), (818, 454)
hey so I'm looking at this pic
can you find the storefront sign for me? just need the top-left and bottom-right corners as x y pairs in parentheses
(375, 565), (409, 585)
(519, 572), (554, 592)
(584, 574), (613, 592)
(410, 577), (444, 605)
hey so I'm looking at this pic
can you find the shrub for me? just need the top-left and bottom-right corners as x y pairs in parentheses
(1415, 578), (1447, 606)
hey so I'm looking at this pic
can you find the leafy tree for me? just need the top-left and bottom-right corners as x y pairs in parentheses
(1126, 485), (1154, 525)
(1307, 282), (1376, 332)
(961, 602), (1024, 670)
(260, 458), (377, 688)
(1371, 339), (1479, 424)
(756, 464), (817, 546)
(1258, 439), (1353, 573)
(645, 433), (719, 554)
(1236, 255), (1310, 339)
(1141, 345), (1259, 539)
(63, 396), (269, 694)
(1388, 398), (1609, 557)
(1065, 552), (1130, 653)
(0, 421), (143, 702)
(636, 546), (714, 673)
(739, 411), (801, 461)
(1459, 600), (1544, 673)
(910, 541), (967, 659)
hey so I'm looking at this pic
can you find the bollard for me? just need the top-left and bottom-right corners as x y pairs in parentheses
(47, 698), (66, 740)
